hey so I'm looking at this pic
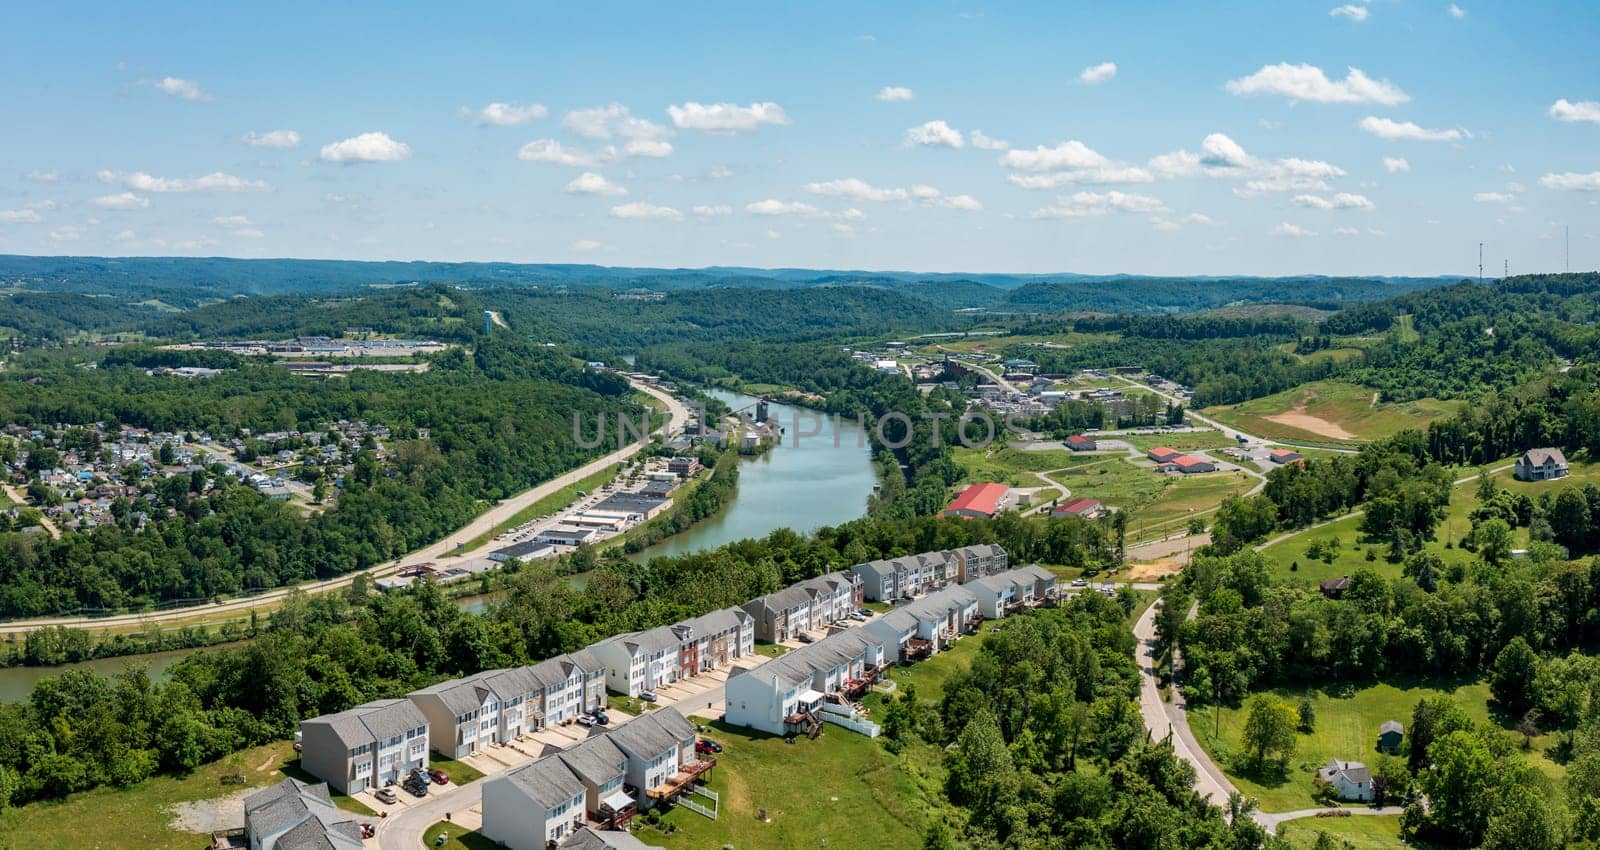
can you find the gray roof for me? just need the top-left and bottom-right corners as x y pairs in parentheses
(304, 698), (426, 748)
(1522, 447), (1569, 466)
(851, 559), (897, 579)
(739, 628), (877, 690)
(1318, 759), (1372, 785)
(564, 827), (667, 850)
(1379, 720), (1404, 735)
(490, 539), (556, 560)
(503, 755), (588, 810)
(608, 709), (693, 758)
(746, 584), (812, 613)
(408, 677), (493, 716)
(527, 657), (576, 690)
(677, 606), (749, 637)
(244, 778), (361, 850)
(555, 735), (628, 787)
(565, 647), (606, 675)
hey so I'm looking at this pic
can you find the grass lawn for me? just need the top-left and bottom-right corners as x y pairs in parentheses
(1205, 380), (1462, 445)
(1279, 814), (1404, 849)
(642, 720), (930, 850)
(461, 464), (621, 552)
(429, 755), (485, 785)
(609, 693), (663, 713)
(871, 630), (986, 704)
(423, 821), (499, 849)
(1122, 430), (1240, 453)
(1128, 471), (1254, 539)
(0, 741), (305, 850)
(1045, 457), (1168, 513)
(1188, 679), (1564, 812)
(952, 445), (1091, 486)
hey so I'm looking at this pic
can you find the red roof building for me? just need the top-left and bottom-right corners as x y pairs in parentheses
(1051, 497), (1103, 518)
(1158, 454), (1217, 474)
(1269, 449), (1304, 464)
(1065, 434), (1098, 451)
(1147, 446), (1182, 463)
(944, 482), (1010, 519)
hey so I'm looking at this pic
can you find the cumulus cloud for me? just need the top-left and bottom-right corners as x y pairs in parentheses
(98, 169), (268, 192)
(152, 76), (212, 101)
(1272, 222), (1318, 237)
(1357, 116), (1466, 141)
(1079, 62), (1117, 85)
(875, 86), (914, 102)
(319, 132), (412, 163)
(1539, 171), (1600, 191)
(564, 103), (671, 141)
(905, 119), (964, 148)
(969, 130), (1009, 150)
(624, 139), (673, 158)
(1226, 63), (1409, 105)
(1294, 192), (1374, 210)
(1002, 139), (1153, 186)
(745, 199), (821, 216)
(464, 102), (549, 126)
(1448, 4), (1466, 18)
(1473, 191), (1516, 203)
(565, 172), (627, 196)
(213, 215), (251, 227)
(803, 178), (908, 202)
(1548, 99), (1600, 124)
(1383, 156), (1411, 173)
(1329, 4), (1369, 21)
(1030, 190), (1166, 219)
(667, 101), (790, 132)
(1335, 226), (1361, 236)
(0, 209), (43, 223)
(242, 130), (301, 148)
(92, 192), (150, 210)
(1149, 133), (1345, 198)
(610, 201), (683, 220)
(925, 193), (982, 211)
(517, 139), (606, 167)
(692, 204), (732, 218)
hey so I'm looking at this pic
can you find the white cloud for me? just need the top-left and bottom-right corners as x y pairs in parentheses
(1358, 116), (1466, 142)
(610, 201), (683, 220)
(1294, 192), (1374, 210)
(565, 172), (627, 196)
(112, 229), (136, 242)
(905, 120), (964, 148)
(0, 209), (42, 223)
(49, 226), (82, 242)
(572, 239), (604, 252)
(1473, 192), (1516, 203)
(1548, 99), (1600, 124)
(624, 139), (673, 158)
(1539, 171), (1600, 191)
(242, 130), (301, 148)
(1383, 156), (1411, 173)
(841, 208), (867, 220)
(692, 204), (733, 218)
(153, 76), (212, 101)
(319, 132), (412, 163)
(213, 215), (251, 227)
(745, 199), (820, 216)
(231, 228), (265, 239)
(1330, 4), (1369, 21)
(1079, 62), (1117, 85)
(1334, 226), (1361, 236)
(927, 193), (982, 211)
(803, 178), (907, 202)
(564, 103), (671, 141)
(517, 139), (605, 167)
(1150, 134), (1345, 198)
(667, 101), (790, 132)
(1226, 63), (1409, 105)
(1448, 4), (1466, 18)
(465, 102), (548, 126)
(1001, 140), (1154, 187)
(92, 192), (150, 210)
(25, 169), (58, 182)
(98, 170), (268, 192)
(1031, 190), (1166, 219)
(875, 86), (914, 102)
(1272, 222), (1318, 237)
(969, 130), (1009, 150)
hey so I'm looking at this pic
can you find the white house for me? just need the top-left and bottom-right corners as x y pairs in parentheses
(408, 675), (506, 759)
(605, 709), (706, 808)
(1515, 447), (1569, 481)
(725, 630), (889, 736)
(481, 753), (590, 849)
(591, 627), (680, 696)
(1316, 759), (1374, 802)
(298, 699), (429, 794)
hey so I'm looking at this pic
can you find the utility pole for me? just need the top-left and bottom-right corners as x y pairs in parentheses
(1504, 259), (1509, 279)
(1478, 242), (1484, 284)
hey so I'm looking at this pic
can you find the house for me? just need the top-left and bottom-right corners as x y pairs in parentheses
(1319, 576), (1351, 599)
(1316, 759), (1374, 802)
(591, 627), (681, 696)
(1377, 720), (1404, 754)
(565, 827), (667, 850)
(951, 543), (1008, 583)
(671, 606), (756, 677)
(1158, 454), (1217, 474)
(944, 482), (1010, 519)
(1065, 434), (1098, 452)
(554, 736), (635, 831)
(408, 667), (539, 758)
(725, 630), (888, 737)
(526, 653), (605, 727)
(742, 585), (814, 642)
(606, 709), (709, 808)
(1269, 449), (1304, 465)
(795, 571), (863, 630)
(1052, 497), (1103, 519)
(243, 778), (364, 850)
(481, 750), (590, 849)
(1515, 447), (1569, 481)
(966, 566), (1058, 619)
(298, 698), (429, 794)
(1147, 446), (1183, 464)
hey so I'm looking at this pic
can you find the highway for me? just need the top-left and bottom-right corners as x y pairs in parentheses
(0, 379), (690, 636)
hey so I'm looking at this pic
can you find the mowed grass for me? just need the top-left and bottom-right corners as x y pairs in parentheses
(645, 720), (928, 850)
(424, 821), (499, 849)
(1188, 680), (1564, 812)
(1046, 457), (1168, 511)
(1122, 430), (1241, 453)
(429, 754), (486, 785)
(872, 629), (986, 704)
(0, 741), (304, 850)
(1205, 380), (1462, 445)
(1129, 470), (1254, 539)
(1279, 814), (1404, 849)
(953, 445), (1093, 485)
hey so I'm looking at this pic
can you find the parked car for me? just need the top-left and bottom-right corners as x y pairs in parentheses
(375, 787), (398, 804)
(1070, 579), (1088, 588)
(409, 767), (432, 784)
(848, 612), (867, 621)
(593, 710), (610, 726)
(695, 738), (723, 754)
(639, 691), (658, 703)
(857, 609), (872, 618)
(796, 633), (815, 644)
(576, 714), (595, 727)
(427, 768), (450, 785)
(402, 778), (428, 798)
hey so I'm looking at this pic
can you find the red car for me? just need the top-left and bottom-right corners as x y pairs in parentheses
(695, 739), (723, 755)
(427, 768), (450, 785)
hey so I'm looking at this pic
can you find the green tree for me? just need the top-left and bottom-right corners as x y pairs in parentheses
(1416, 730), (1496, 846)
(1241, 694), (1298, 769)
(1491, 637), (1538, 716)
(1483, 778), (1562, 850)
(1297, 697), (1317, 733)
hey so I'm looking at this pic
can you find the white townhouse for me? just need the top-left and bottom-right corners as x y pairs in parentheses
(796, 570), (863, 627)
(853, 553), (950, 602)
(951, 543), (1008, 583)
(725, 630), (890, 736)
(741, 585), (814, 643)
(606, 709), (705, 808)
(967, 566), (1058, 619)
(554, 736), (635, 829)
(565, 647), (611, 714)
(482, 753), (590, 849)
(408, 672), (513, 759)
(967, 573), (1019, 620)
(851, 558), (904, 602)
(243, 778), (364, 850)
(670, 606), (756, 678)
(863, 609), (921, 662)
(903, 585), (980, 651)
(591, 626), (681, 696)
(527, 655), (590, 727)
(298, 698), (429, 794)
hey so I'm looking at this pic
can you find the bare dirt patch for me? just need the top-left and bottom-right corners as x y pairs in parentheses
(1262, 393), (1358, 440)
(1125, 558), (1186, 581)
(167, 786), (260, 834)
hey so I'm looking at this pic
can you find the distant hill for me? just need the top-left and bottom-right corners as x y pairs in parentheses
(992, 276), (1448, 315)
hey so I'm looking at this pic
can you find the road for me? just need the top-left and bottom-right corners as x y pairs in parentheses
(0, 379), (690, 636)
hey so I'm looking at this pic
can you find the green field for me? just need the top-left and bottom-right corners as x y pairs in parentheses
(1189, 680), (1563, 811)
(1205, 380), (1462, 445)
(1279, 814), (1404, 849)
(953, 445), (1095, 486)
(1132, 470), (1254, 536)
(1122, 430), (1241, 452)
(1045, 457), (1168, 511)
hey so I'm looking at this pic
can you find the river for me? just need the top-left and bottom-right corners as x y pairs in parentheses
(0, 645), (211, 703)
(632, 388), (877, 559)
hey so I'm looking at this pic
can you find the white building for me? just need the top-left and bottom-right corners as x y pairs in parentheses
(298, 699), (429, 794)
(591, 627), (681, 696)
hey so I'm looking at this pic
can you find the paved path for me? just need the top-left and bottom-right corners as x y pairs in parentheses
(1255, 807), (1404, 830)
(0, 379), (689, 635)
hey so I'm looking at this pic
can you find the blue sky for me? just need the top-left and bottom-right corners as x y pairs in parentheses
(1, 0), (1596, 276)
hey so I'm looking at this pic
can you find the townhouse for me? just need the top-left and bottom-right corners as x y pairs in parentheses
(952, 543), (1009, 583)
(966, 566), (1059, 620)
(298, 698), (429, 794)
(741, 585), (813, 643)
(243, 778), (364, 850)
(797, 570), (864, 628)
(670, 606), (756, 678)
(482, 750), (591, 848)
(408, 666), (544, 759)
(527, 654), (601, 727)
(591, 626), (681, 696)
(725, 630), (891, 737)
(606, 709), (710, 808)
(852, 553), (947, 602)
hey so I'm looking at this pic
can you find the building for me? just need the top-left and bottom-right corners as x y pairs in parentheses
(1051, 497), (1103, 519)
(1158, 454), (1217, 474)
(1268, 449), (1304, 465)
(537, 525), (601, 547)
(481, 750), (591, 848)
(591, 627), (681, 696)
(605, 709), (709, 809)
(666, 456), (701, 477)
(1318, 576), (1351, 599)
(943, 482), (1010, 519)
(1147, 446), (1183, 464)
(243, 778), (364, 850)
(797, 570), (865, 626)
(725, 630), (889, 737)
(851, 554), (940, 602)
(1515, 447), (1569, 481)
(967, 566), (1057, 620)
(298, 699), (429, 794)
(742, 585), (814, 642)
(553, 736), (635, 831)
(670, 606), (756, 676)
(1064, 434), (1098, 452)
(1315, 759), (1374, 802)
(488, 539), (557, 563)
(565, 827), (666, 850)
(951, 544), (1008, 583)
(408, 667), (540, 759)
(1377, 720), (1404, 754)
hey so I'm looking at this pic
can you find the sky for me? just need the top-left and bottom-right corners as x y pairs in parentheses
(1, 0), (1597, 277)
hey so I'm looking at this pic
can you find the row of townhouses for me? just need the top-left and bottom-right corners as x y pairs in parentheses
(850, 543), (1009, 602)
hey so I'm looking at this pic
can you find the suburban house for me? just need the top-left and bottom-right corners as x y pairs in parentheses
(851, 553), (945, 602)
(1052, 497), (1103, 519)
(897, 585), (981, 655)
(408, 667), (538, 758)
(243, 778), (364, 850)
(565, 827), (667, 850)
(298, 698), (429, 794)
(670, 606), (756, 677)
(863, 610), (920, 662)
(1064, 434), (1098, 452)
(1515, 447), (1570, 481)
(1147, 446), (1183, 464)
(591, 627), (681, 696)
(1315, 759), (1375, 802)
(1157, 454), (1217, 474)
(527, 653), (606, 727)
(725, 630), (889, 737)
(951, 543), (1009, 583)
(943, 482), (1010, 519)
(481, 750), (591, 848)
(1269, 449), (1304, 465)
(796, 571), (864, 630)
(606, 709), (711, 809)
(1377, 720), (1404, 754)
(966, 566), (1058, 620)
(553, 736), (635, 830)
(1318, 576), (1351, 599)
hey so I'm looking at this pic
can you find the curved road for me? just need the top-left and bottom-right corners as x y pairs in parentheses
(0, 380), (689, 636)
